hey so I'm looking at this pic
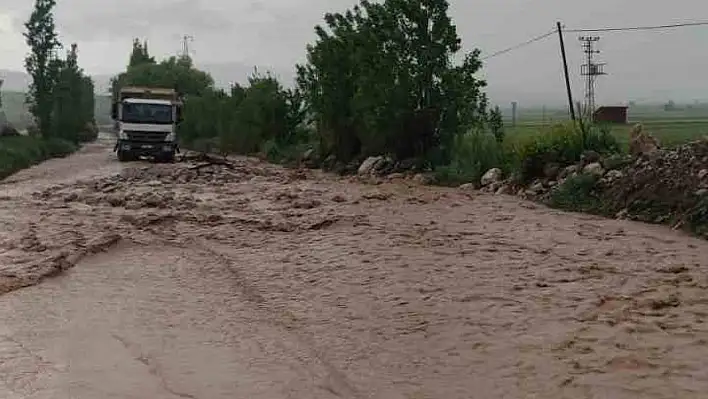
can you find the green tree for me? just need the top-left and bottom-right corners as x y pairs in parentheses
(24, 0), (61, 136)
(489, 105), (504, 143)
(111, 54), (214, 97)
(111, 39), (306, 160)
(128, 38), (156, 67)
(51, 43), (96, 142)
(176, 69), (305, 157)
(297, 0), (488, 164)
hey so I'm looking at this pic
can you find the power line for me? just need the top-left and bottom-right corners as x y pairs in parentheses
(481, 19), (708, 61)
(567, 20), (708, 33)
(481, 30), (555, 60)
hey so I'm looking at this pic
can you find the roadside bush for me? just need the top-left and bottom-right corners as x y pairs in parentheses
(43, 137), (78, 157)
(0, 136), (77, 179)
(548, 173), (605, 214)
(513, 122), (620, 182)
(74, 121), (99, 143)
(434, 129), (509, 186)
(684, 197), (708, 237)
(0, 124), (20, 137)
(177, 70), (307, 159)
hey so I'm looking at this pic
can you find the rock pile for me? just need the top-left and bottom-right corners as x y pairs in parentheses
(598, 139), (708, 231)
(476, 135), (708, 237)
(355, 155), (433, 185)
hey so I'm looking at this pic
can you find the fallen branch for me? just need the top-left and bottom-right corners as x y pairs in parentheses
(183, 152), (235, 169)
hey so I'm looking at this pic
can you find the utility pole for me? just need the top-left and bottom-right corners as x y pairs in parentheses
(181, 35), (194, 58)
(579, 36), (606, 119)
(542, 105), (547, 125)
(511, 101), (517, 127)
(556, 22), (576, 121)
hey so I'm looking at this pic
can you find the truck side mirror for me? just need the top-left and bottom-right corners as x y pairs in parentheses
(111, 103), (118, 120)
(176, 105), (183, 123)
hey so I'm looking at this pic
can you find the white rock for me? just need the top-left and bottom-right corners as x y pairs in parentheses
(495, 185), (511, 195)
(302, 149), (315, 160)
(698, 169), (708, 180)
(412, 173), (431, 185)
(605, 170), (624, 180)
(583, 162), (604, 176)
(358, 156), (383, 176)
(529, 181), (544, 193)
(480, 168), (503, 186)
(564, 164), (579, 174)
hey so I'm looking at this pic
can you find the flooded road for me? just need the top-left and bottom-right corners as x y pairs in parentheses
(1, 133), (707, 398)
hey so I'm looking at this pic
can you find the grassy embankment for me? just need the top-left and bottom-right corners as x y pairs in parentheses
(437, 104), (708, 190)
(0, 91), (111, 179)
(0, 136), (77, 179)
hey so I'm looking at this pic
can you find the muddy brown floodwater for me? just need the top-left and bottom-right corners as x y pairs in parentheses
(0, 132), (707, 398)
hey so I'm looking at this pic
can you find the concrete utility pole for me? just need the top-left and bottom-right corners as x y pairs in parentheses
(579, 36), (606, 118)
(556, 22), (576, 121)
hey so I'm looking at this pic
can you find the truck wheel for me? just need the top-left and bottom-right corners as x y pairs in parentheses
(117, 150), (132, 162)
(161, 151), (175, 163)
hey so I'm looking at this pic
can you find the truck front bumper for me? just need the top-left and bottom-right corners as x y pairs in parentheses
(114, 140), (179, 156)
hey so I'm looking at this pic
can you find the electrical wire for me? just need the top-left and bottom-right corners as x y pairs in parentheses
(566, 20), (708, 33)
(481, 30), (555, 60)
(481, 20), (708, 61)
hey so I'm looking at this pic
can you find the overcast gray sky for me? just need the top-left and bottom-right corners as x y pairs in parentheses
(1, 0), (708, 105)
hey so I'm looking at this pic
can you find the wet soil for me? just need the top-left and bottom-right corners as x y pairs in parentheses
(1, 133), (707, 398)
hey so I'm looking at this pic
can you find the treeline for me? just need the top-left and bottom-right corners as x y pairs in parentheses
(1, 0), (96, 179)
(111, 0), (620, 184)
(23, 0), (96, 143)
(111, 0), (494, 170)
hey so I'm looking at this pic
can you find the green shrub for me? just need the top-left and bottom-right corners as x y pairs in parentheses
(512, 122), (620, 182)
(685, 197), (708, 237)
(260, 138), (313, 166)
(73, 122), (99, 144)
(434, 129), (509, 186)
(0, 136), (77, 179)
(548, 173), (605, 213)
(177, 71), (306, 159)
(601, 153), (633, 171)
(44, 138), (78, 157)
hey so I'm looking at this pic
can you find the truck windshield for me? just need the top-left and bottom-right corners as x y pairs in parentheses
(121, 103), (173, 124)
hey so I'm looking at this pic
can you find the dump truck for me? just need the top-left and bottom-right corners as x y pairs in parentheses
(111, 86), (183, 162)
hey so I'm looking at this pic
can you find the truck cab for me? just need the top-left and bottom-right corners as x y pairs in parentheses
(111, 86), (182, 162)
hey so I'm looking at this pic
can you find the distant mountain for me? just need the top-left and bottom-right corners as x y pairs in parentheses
(1, 68), (112, 94)
(0, 70), (31, 92)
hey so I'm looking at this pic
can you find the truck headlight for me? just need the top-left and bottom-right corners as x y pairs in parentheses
(118, 131), (127, 139)
(165, 132), (175, 141)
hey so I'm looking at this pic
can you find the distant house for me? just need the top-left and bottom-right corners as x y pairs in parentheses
(593, 106), (628, 124)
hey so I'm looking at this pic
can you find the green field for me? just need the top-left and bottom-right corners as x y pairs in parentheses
(503, 104), (708, 149)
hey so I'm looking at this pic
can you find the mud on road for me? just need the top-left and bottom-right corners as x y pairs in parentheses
(1, 133), (708, 398)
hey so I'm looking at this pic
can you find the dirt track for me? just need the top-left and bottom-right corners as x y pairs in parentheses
(1, 133), (707, 398)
